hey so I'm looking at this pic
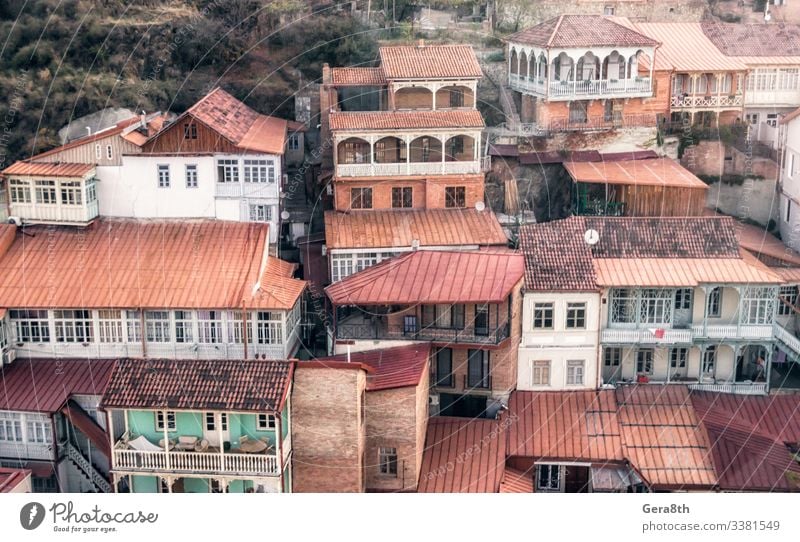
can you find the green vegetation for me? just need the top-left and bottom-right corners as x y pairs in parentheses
(697, 174), (765, 186)
(0, 0), (380, 164)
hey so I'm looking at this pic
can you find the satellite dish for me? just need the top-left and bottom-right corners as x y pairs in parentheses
(584, 229), (600, 246)
(475, 201), (486, 212)
(280, 210), (290, 221)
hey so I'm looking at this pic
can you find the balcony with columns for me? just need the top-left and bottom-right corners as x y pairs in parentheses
(670, 72), (745, 112)
(334, 131), (486, 178)
(507, 45), (655, 101)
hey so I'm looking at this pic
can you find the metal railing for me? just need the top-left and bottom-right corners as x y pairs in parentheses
(336, 160), (482, 177)
(113, 445), (279, 476)
(509, 74), (652, 99)
(336, 322), (510, 345)
(67, 443), (112, 493)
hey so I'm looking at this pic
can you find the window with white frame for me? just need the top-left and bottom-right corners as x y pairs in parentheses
(779, 286), (798, 316)
(532, 302), (554, 329)
(674, 288), (692, 310)
(174, 310), (194, 343)
(0, 413), (22, 442)
(257, 413), (276, 430)
(53, 309), (93, 343)
(145, 311), (170, 342)
(256, 311), (282, 344)
(706, 287), (722, 318)
(566, 360), (585, 386)
(604, 347), (621, 367)
(288, 134), (300, 151)
(610, 288), (637, 324)
(244, 159), (275, 183)
(155, 411), (176, 431)
(531, 360), (550, 386)
(217, 159), (239, 183)
(249, 204), (272, 222)
(10, 309), (50, 342)
(60, 181), (83, 205)
(185, 164), (198, 188)
(355, 252), (379, 274)
(702, 346), (716, 376)
(220, 413), (228, 431)
(740, 287), (775, 325)
(86, 180), (97, 203)
(603, 6), (615, 15)
(670, 347), (688, 369)
(106, 145), (113, 160)
(640, 289), (672, 325)
(636, 349), (654, 374)
(157, 165), (170, 188)
(331, 253), (355, 283)
(9, 179), (31, 203)
(26, 419), (52, 443)
(205, 412), (216, 431)
(35, 180), (57, 204)
(197, 310), (223, 343)
(227, 311), (245, 343)
(537, 464), (561, 491)
(126, 310), (142, 342)
(565, 302), (586, 329)
(379, 446), (398, 476)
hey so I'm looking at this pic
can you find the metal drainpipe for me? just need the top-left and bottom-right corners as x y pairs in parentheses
(139, 309), (147, 358)
(276, 411), (284, 491)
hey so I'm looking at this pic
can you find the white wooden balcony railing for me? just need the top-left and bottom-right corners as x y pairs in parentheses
(509, 74), (652, 100)
(691, 324), (773, 340)
(601, 328), (693, 344)
(602, 323), (774, 343)
(744, 89), (800, 107)
(215, 182), (279, 199)
(336, 160), (481, 177)
(10, 200), (99, 224)
(0, 441), (53, 461)
(774, 323), (800, 356)
(670, 94), (743, 108)
(688, 382), (767, 395)
(113, 447), (280, 476)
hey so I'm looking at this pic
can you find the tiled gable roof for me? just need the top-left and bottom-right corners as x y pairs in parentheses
(702, 22), (800, 57)
(101, 358), (293, 412)
(519, 217), (597, 291)
(331, 67), (386, 86)
(379, 44), (482, 79)
(329, 110), (484, 131)
(509, 15), (658, 48)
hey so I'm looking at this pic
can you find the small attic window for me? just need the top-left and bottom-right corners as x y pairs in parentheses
(184, 123), (198, 140)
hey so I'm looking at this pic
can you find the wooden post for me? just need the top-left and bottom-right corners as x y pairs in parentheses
(162, 411), (170, 470)
(242, 301), (249, 360)
(218, 414), (224, 472)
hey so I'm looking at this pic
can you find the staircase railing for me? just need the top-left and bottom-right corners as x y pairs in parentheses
(67, 443), (112, 493)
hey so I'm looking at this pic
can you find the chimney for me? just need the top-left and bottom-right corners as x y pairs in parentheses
(417, 38), (425, 48)
(322, 63), (332, 85)
(140, 110), (146, 127)
(85, 126), (92, 137)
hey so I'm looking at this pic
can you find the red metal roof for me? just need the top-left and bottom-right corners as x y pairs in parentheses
(314, 344), (430, 392)
(1, 161), (95, 178)
(0, 219), (301, 310)
(565, 158), (709, 189)
(101, 358), (294, 412)
(616, 385), (717, 490)
(509, 15), (659, 48)
(507, 390), (624, 462)
(0, 467), (31, 493)
(0, 358), (115, 414)
(331, 67), (387, 86)
(417, 416), (507, 492)
(324, 208), (508, 250)
(325, 250), (523, 305)
(379, 44), (482, 79)
(499, 467), (533, 493)
(691, 392), (800, 492)
(329, 110), (484, 131)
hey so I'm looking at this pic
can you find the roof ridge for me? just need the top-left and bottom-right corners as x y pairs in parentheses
(548, 15), (565, 48)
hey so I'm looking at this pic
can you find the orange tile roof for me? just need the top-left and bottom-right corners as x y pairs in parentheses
(737, 222), (800, 267)
(509, 15), (658, 49)
(616, 385), (717, 490)
(313, 344), (430, 391)
(185, 87), (287, 154)
(633, 22), (748, 72)
(379, 44), (482, 79)
(331, 67), (386, 86)
(251, 257), (307, 310)
(324, 209), (507, 250)
(1, 161), (95, 178)
(325, 250), (523, 305)
(417, 416), (507, 493)
(0, 219), (301, 310)
(593, 256), (782, 287)
(507, 390), (624, 462)
(565, 158), (708, 189)
(329, 110), (484, 131)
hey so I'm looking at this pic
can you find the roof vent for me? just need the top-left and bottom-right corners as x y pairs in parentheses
(411, 239), (420, 250)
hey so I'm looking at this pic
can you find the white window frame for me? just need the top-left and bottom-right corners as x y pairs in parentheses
(670, 347), (688, 369)
(604, 347), (621, 367)
(98, 309), (124, 343)
(126, 310), (142, 342)
(378, 446), (398, 477)
(249, 204), (273, 223)
(155, 411), (176, 432)
(257, 413), (276, 431)
(779, 286), (798, 316)
(288, 134), (300, 151)
(217, 159), (239, 184)
(537, 464), (561, 491)
(174, 310), (194, 343)
(256, 311), (283, 345)
(740, 287), (775, 325)
(53, 309), (93, 343)
(636, 349), (654, 375)
(26, 419), (52, 444)
(531, 360), (550, 386)
(185, 164), (198, 188)
(60, 181), (83, 206)
(35, 180), (57, 205)
(10, 309), (50, 343)
(566, 360), (585, 386)
(145, 310), (170, 343)
(0, 413), (23, 442)
(707, 287), (722, 318)
(9, 179), (32, 203)
(565, 302), (586, 329)
(197, 310), (223, 343)
(157, 164), (170, 188)
(532, 302), (554, 329)
(227, 311), (245, 344)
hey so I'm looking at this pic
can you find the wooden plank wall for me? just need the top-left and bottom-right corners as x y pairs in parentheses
(616, 184), (706, 217)
(143, 114), (240, 154)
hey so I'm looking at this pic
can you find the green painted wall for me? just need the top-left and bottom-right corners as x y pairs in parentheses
(232, 413), (276, 448)
(183, 478), (210, 493)
(123, 410), (275, 447)
(131, 475), (158, 493)
(281, 402), (289, 440)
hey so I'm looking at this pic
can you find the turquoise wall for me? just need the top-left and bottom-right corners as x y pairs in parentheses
(281, 403), (289, 440)
(131, 475), (158, 493)
(129, 477), (255, 493)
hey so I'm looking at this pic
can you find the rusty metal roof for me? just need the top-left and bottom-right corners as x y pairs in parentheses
(379, 44), (482, 79)
(331, 67), (386, 86)
(507, 390), (624, 462)
(565, 158), (709, 189)
(509, 15), (658, 48)
(313, 344), (430, 392)
(1, 161), (95, 178)
(417, 416), (507, 492)
(616, 385), (717, 490)
(0, 358), (115, 413)
(324, 209), (507, 250)
(325, 250), (523, 305)
(102, 358), (294, 412)
(329, 110), (484, 131)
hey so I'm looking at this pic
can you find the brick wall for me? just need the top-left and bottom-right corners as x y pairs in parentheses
(333, 174), (484, 211)
(434, 86), (476, 109)
(394, 87), (434, 110)
(292, 366), (367, 492)
(499, 0), (707, 28)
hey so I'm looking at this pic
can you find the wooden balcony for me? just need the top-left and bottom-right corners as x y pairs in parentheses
(601, 328), (693, 345)
(0, 441), (54, 461)
(688, 382), (767, 395)
(113, 446), (280, 477)
(336, 321), (510, 346)
(336, 160), (481, 178)
(744, 89), (800, 107)
(670, 93), (743, 109)
(509, 74), (652, 100)
(691, 324), (773, 341)
(603, 324), (773, 344)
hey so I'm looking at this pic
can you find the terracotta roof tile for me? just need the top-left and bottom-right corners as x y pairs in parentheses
(313, 344), (430, 391)
(519, 218), (597, 291)
(509, 15), (658, 48)
(0, 219), (288, 309)
(325, 250), (523, 305)
(1, 161), (95, 178)
(329, 110), (484, 131)
(702, 22), (800, 58)
(616, 385), (717, 490)
(0, 358), (115, 413)
(324, 209), (507, 250)
(417, 416), (507, 492)
(331, 67), (386, 86)
(507, 390), (624, 462)
(101, 358), (293, 412)
(379, 44), (482, 79)
(565, 158), (709, 189)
